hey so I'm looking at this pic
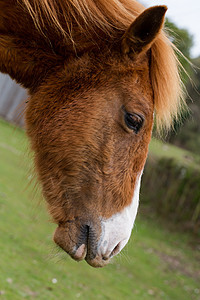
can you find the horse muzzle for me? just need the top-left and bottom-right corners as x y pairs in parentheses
(53, 216), (132, 267)
(53, 177), (141, 268)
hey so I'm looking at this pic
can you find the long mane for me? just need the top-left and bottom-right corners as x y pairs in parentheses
(22, 0), (185, 131)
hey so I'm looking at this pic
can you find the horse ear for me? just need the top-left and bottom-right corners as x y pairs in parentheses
(121, 6), (167, 58)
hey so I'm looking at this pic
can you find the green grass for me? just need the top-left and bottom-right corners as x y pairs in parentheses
(0, 119), (199, 300)
(149, 138), (200, 170)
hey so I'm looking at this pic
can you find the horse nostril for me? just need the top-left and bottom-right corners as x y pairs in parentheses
(110, 242), (121, 258)
(102, 256), (109, 261)
(101, 242), (122, 261)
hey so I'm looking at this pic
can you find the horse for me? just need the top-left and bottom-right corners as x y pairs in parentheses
(0, 0), (184, 267)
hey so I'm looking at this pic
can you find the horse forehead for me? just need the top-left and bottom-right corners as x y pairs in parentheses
(107, 50), (150, 72)
(67, 49), (150, 80)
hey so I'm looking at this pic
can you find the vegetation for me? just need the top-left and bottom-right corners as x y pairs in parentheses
(0, 120), (200, 300)
(165, 19), (194, 82)
(142, 139), (200, 234)
(149, 139), (200, 171)
(168, 56), (200, 155)
(164, 19), (200, 155)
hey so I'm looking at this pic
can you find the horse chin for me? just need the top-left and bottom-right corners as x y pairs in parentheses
(73, 244), (112, 268)
(85, 254), (111, 268)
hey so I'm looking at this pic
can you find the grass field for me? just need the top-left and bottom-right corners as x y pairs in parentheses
(0, 119), (199, 300)
(149, 137), (200, 171)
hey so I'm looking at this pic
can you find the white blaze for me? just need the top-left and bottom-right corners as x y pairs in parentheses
(99, 172), (142, 257)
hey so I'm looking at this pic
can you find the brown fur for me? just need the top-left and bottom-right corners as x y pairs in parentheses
(0, 0), (185, 266)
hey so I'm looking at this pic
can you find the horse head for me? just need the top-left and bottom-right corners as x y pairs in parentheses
(0, 1), (182, 267)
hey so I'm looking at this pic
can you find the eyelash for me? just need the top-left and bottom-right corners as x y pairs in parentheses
(124, 112), (144, 134)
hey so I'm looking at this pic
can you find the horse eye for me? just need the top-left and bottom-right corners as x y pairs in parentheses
(124, 112), (144, 133)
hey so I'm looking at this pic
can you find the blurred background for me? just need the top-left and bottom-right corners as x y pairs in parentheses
(0, 1), (199, 299)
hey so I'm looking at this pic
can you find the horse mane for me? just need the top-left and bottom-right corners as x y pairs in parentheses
(21, 0), (185, 131)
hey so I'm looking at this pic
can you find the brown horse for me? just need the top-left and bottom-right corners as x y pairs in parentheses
(0, 0), (184, 267)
